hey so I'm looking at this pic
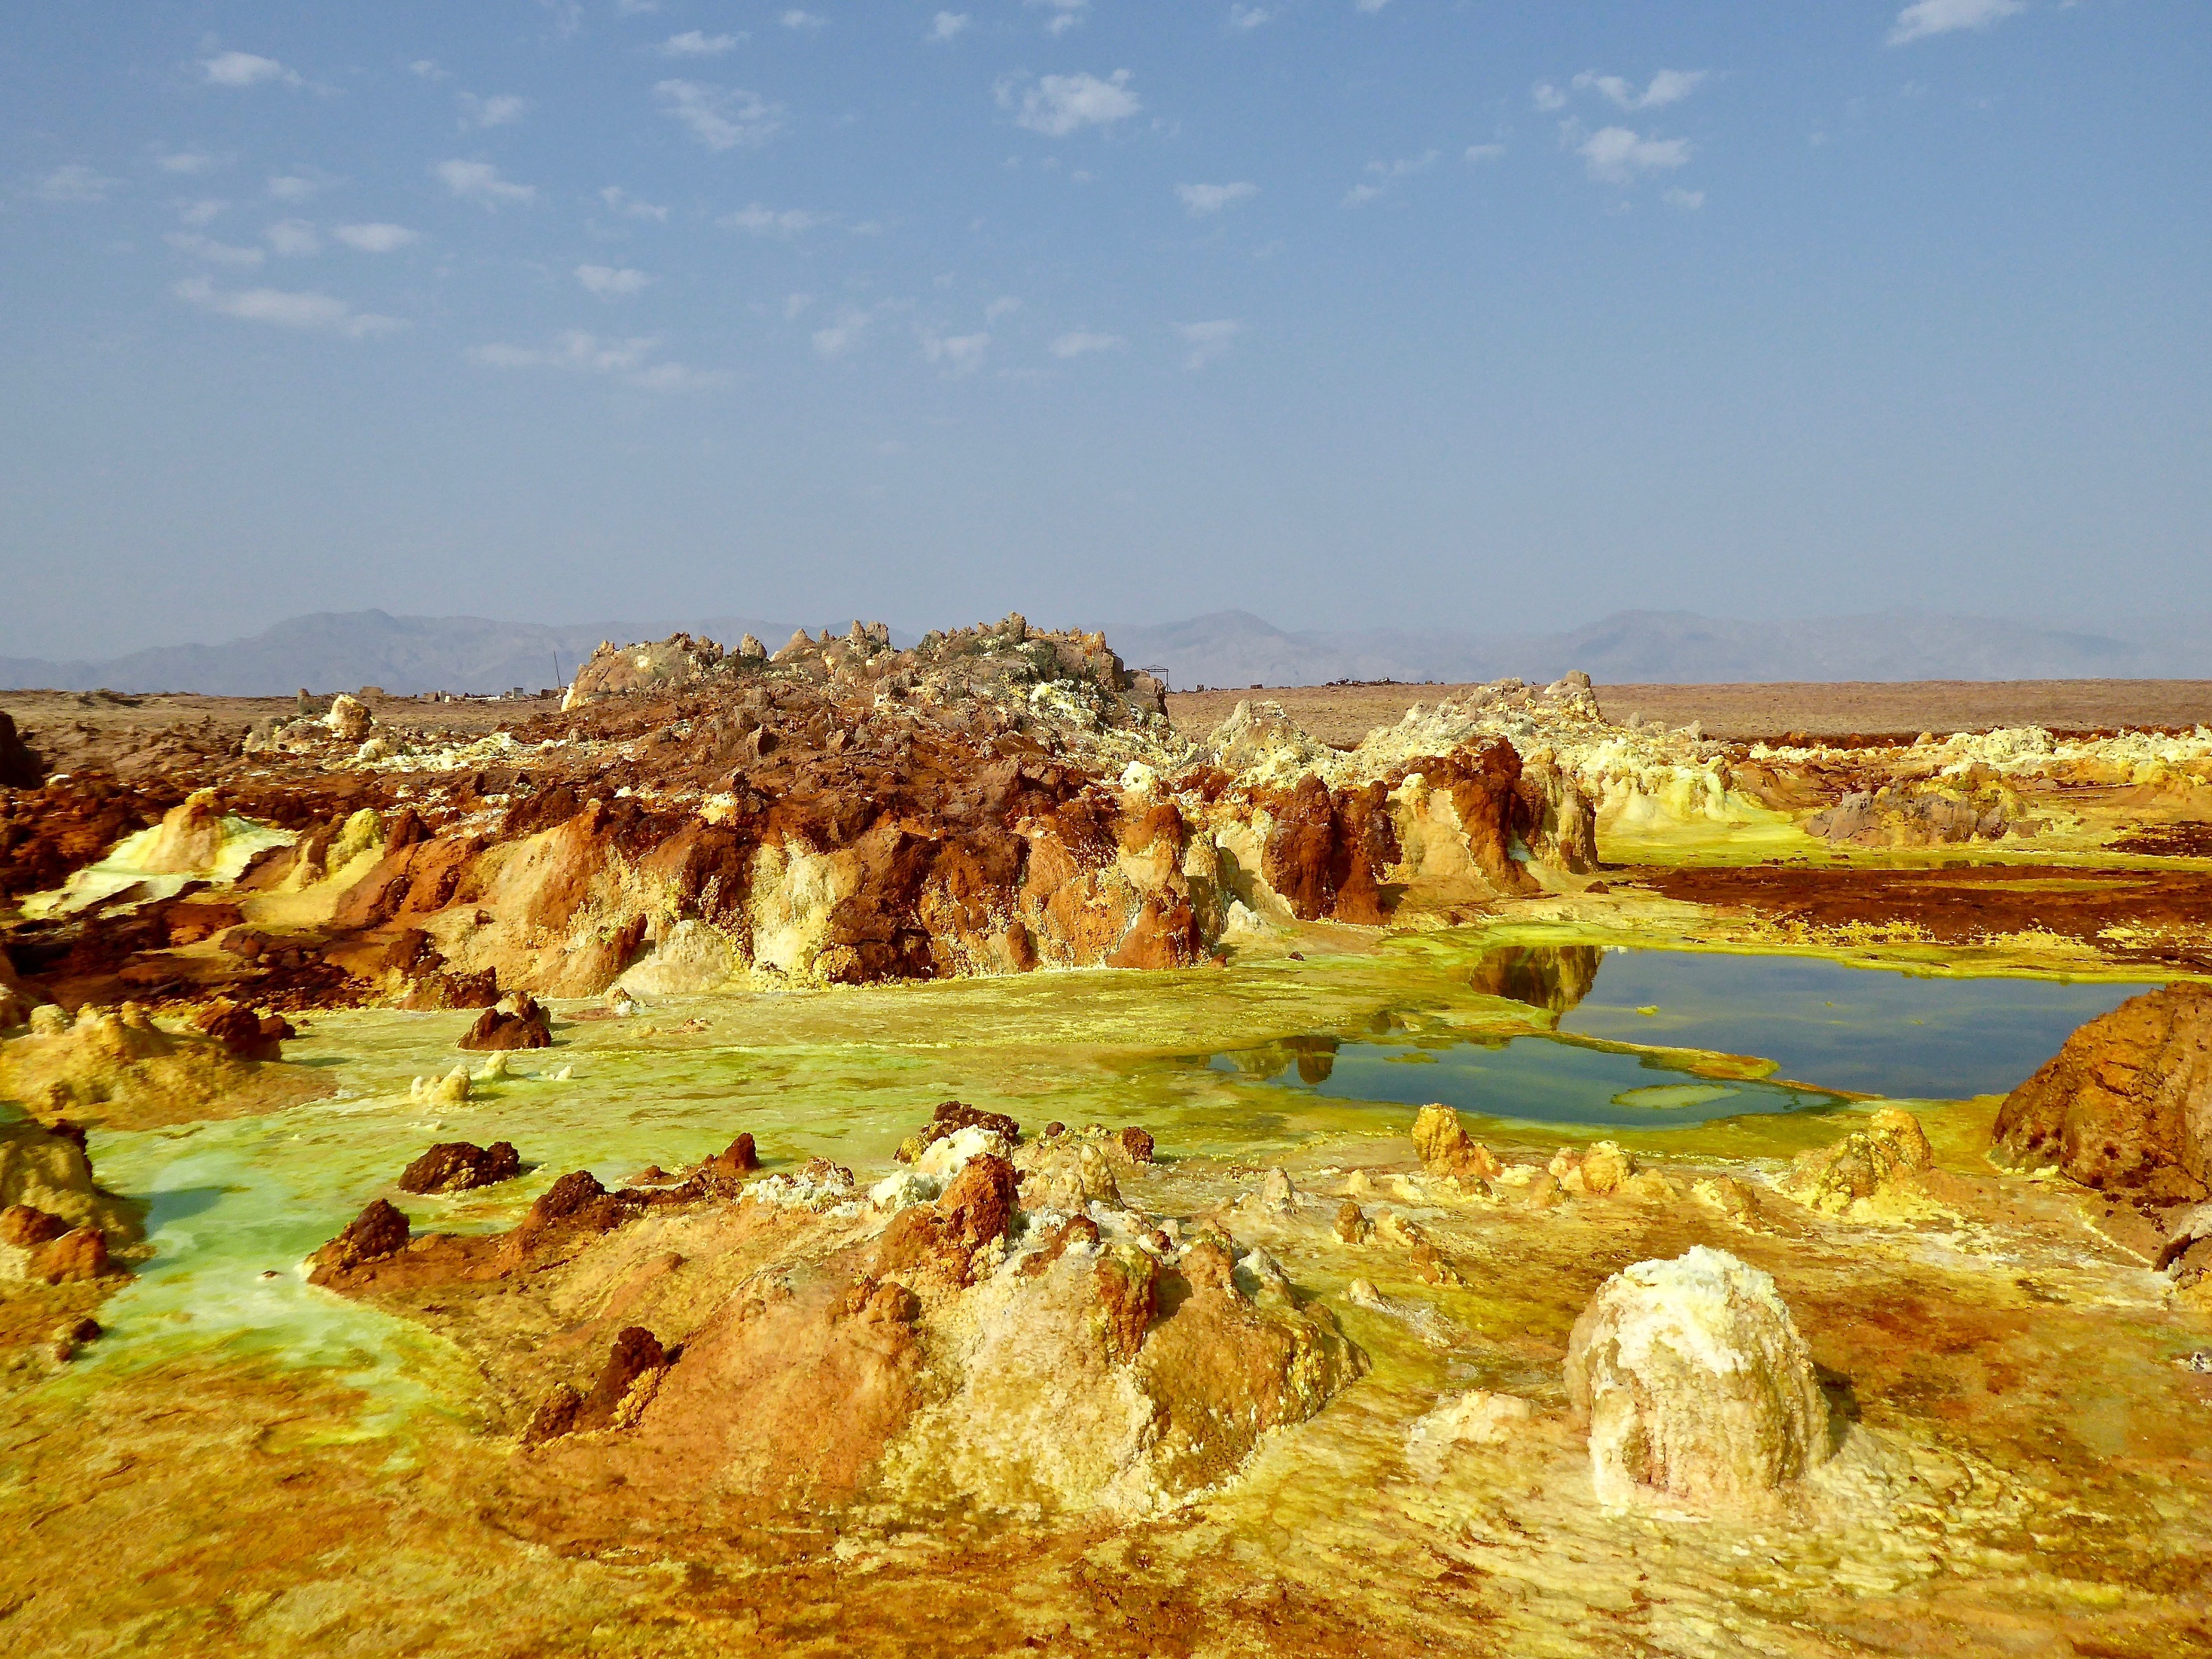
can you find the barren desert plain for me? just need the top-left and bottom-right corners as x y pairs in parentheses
(0, 626), (2209, 1657)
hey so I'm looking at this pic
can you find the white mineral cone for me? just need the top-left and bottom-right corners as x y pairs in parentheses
(1564, 1246), (1830, 1511)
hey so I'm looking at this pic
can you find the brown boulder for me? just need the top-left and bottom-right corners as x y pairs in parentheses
(874, 1154), (1019, 1285)
(35, 1225), (112, 1284)
(2, 1203), (68, 1249)
(398, 1140), (522, 1195)
(458, 992), (553, 1052)
(310, 1198), (411, 1280)
(1992, 986), (2212, 1202)
(699, 1133), (758, 1180)
(193, 1000), (295, 1062)
(573, 1326), (670, 1432)
(1092, 1247), (1159, 1362)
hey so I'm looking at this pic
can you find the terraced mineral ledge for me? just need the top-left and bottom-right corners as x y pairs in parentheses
(2, 621), (2210, 1657)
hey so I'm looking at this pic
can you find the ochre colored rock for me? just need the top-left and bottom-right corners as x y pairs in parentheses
(1781, 1107), (1936, 1214)
(1992, 986), (2212, 1202)
(873, 1154), (1018, 1286)
(1, 1203), (68, 1249)
(1092, 1247), (1159, 1362)
(34, 1225), (111, 1284)
(574, 1326), (670, 1432)
(1411, 1103), (1502, 1183)
(700, 1132), (759, 1180)
(398, 1140), (522, 1195)
(1565, 1247), (1830, 1511)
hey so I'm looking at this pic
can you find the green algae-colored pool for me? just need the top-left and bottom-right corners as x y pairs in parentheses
(21, 937), (2163, 1402)
(1215, 945), (2162, 1128)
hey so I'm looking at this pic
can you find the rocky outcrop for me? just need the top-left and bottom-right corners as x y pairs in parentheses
(0, 1001), (331, 1131)
(457, 993), (552, 1052)
(894, 1100), (1022, 1165)
(1781, 1107), (1936, 1214)
(308, 1198), (412, 1282)
(1565, 1247), (1831, 1511)
(398, 1140), (522, 1195)
(0, 1116), (139, 1282)
(191, 999), (295, 1061)
(1992, 986), (2212, 1203)
(0, 711), (44, 791)
(1410, 1104), (1501, 1183)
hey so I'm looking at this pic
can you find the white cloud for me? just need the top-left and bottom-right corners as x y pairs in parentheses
(1342, 149), (1438, 206)
(266, 174), (327, 202)
(1577, 126), (1691, 184)
(173, 276), (404, 336)
(928, 11), (970, 40)
(459, 93), (529, 129)
(1889, 0), (2025, 44)
(657, 30), (742, 55)
(616, 0), (661, 13)
(332, 222), (419, 252)
(1001, 70), (1141, 137)
(721, 202), (830, 238)
(1050, 329), (1123, 358)
(1532, 82), (1567, 111)
(1663, 187), (1706, 209)
(164, 232), (264, 267)
(784, 292), (814, 319)
(435, 159), (536, 207)
(1228, 5), (1274, 28)
(1573, 68), (1708, 111)
(178, 199), (227, 226)
(469, 330), (721, 391)
(985, 295), (1022, 324)
(655, 81), (783, 150)
(1354, 0), (1390, 11)
(154, 150), (220, 175)
(921, 329), (990, 374)
(202, 52), (300, 89)
(1027, 0), (1088, 34)
(1465, 143), (1506, 163)
(35, 164), (119, 203)
(599, 186), (669, 221)
(782, 9), (828, 28)
(812, 311), (873, 357)
(265, 219), (321, 256)
(577, 263), (653, 297)
(1177, 180), (1256, 215)
(409, 59), (448, 81)
(1178, 318), (1241, 369)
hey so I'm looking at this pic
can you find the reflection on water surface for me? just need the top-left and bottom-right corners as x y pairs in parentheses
(1217, 945), (2165, 1127)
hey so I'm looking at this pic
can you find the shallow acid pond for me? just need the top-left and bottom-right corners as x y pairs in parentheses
(1215, 944), (2162, 1127)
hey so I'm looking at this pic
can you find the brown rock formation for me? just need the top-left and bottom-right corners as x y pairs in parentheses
(33, 1225), (112, 1284)
(873, 1154), (1019, 1286)
(457, 993), (552, 1052)
(1993, 986), (2212, 1202)
(894, 1100), (1021, 1164)
(309, 1199), (412, 1282)
(398, 1141), (523, 1195)
(1411, 1103), (1502, 1183)
(0, 711), (44, 790)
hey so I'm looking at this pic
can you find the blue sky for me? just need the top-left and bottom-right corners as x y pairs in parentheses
(2, 1), (2205, 658)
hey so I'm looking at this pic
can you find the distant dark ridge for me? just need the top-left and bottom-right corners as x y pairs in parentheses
(7, 606), (2210, 698)
(0, 610), (914, 698)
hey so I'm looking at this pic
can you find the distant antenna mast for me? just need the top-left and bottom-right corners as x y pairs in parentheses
(552, 651), (562, 689)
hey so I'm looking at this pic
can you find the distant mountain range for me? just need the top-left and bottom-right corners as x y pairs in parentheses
(0, 610), (897, 698)
(2, 606), (2207, 697)
(1109, 609), (2212, 690)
